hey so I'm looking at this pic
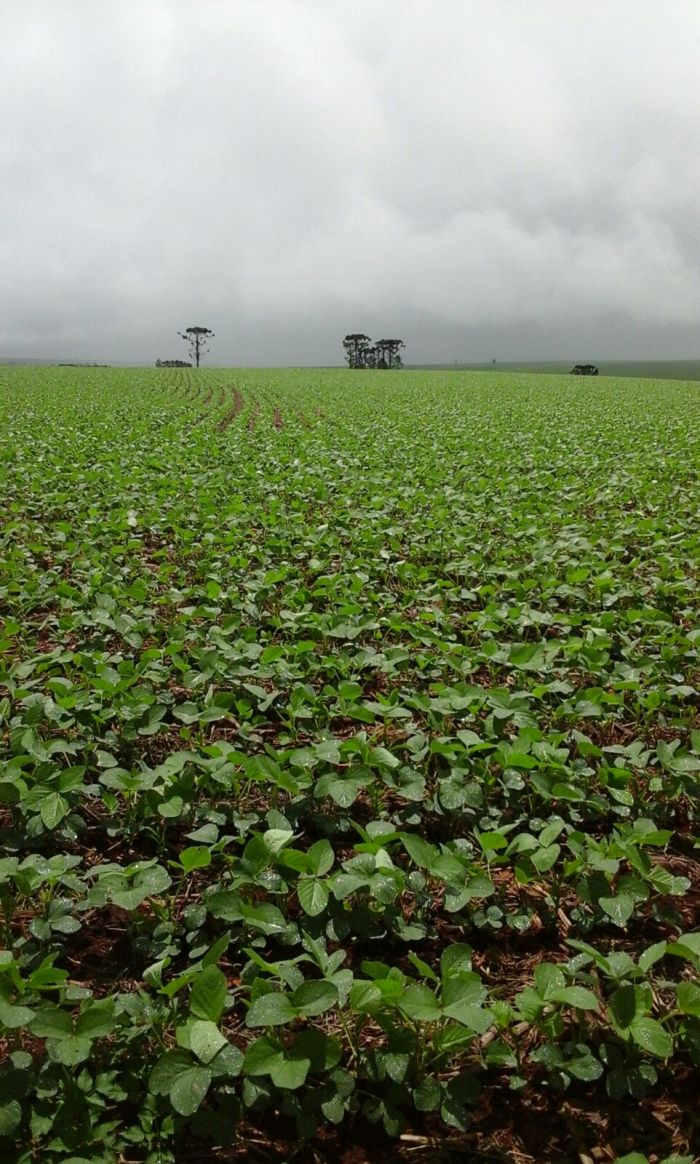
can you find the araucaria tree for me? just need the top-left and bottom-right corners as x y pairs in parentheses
(342, 334), (373, 369)
(375, 339), (405, 369)
(178, 326), (214, 367)
(343, 334), (404, 368)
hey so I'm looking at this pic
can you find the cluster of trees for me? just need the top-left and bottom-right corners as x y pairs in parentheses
(156, 359), (192, 368)
(343, 334), (405, 369)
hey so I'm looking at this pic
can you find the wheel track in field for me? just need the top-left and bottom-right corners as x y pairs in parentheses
(217, 386), (245, 431)
(247, 400), (261, 432)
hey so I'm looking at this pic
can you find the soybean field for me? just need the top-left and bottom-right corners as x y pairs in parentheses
(1, 366), (699, 1164)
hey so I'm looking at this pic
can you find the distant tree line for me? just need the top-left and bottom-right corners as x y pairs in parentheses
(343, 334), (405, 369)
(156, 358), (192, 368)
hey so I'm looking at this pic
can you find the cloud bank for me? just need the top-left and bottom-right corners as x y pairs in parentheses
(1, 0), (699, 364)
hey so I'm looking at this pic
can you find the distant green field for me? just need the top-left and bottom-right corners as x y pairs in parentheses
(410, 358), (700, 380)
(1, 366), (699, 1163)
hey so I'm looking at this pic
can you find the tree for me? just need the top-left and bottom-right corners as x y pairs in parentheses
(342, 334), (372, 369)
(178, 326), (214, 367)
(375, 339), (405, 369)
(342, 334), (405, 368)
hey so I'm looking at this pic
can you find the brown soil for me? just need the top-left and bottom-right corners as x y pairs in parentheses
(218, 388), (246, 431)
(60, 904), (139, 992)
(248, 401), (261, 432)
(173, 1069), (699, 1161)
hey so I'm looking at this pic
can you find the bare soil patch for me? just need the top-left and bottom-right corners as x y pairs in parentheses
(218, 387), (246, 431)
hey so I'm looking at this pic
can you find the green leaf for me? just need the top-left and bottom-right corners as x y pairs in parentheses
(667, 932), (700, 964)
(40, 792), (70, 830)
(440, 940), (472, 977)
(0, 1099), (22, 1137)
(238, 901), (289, 936)
(297, 878), (330, 917)
(0, 1000), (36, 1028)
(441, 974), (485, 1009)
(327, 777), (364, 807)
(609, 984), (643, 1029)
(209, 1042), (244, 1078)
(0, 781), (20, 806)
(149, 1050), (194, 1095)
(190, 965), (227, 1023)
(292, 1030), (341, 1072)
(29, 1007), (73, 1039)
(533, 963), (566, 1000)
(400, 985), (441, 1021)
(408, 952), (438, 981)
(169, 1066), (212, 1115)
(178, 845), (212, 872)
(263, 828), (295, 855)
(477, 831), (509, 853)
(242, 1036), (285, 1076)
(242, 1035), (310, 1089)
(383, 1051), (410, 1082)
(206, 890), (244, 922)
(531, 843), (560, 873)
(26, 956), (68, 991)
(202, 934), (230, 968)
(413, 1077), (442, 1111)
(555, 986), (599, 1011)
(75, 1001), (115, 1038)
(638, 941), (667, 973)
(270, 1055), (310, 1090)
(370, 745), (400, 769)
(158, 796), (185, 818)
(440, 1094), (470, 1130)
(349, 982), (382, 1013)
(677, 980), (700, 1017)
(401, 833), (437, 869)
(134, 864), (172, 895)
(566, 1052), (603, 1081)
(441, 978), (491, 1032)
(110, 887), (147, 911)
(321, 1094), (347, 1124)
(189, 1020), (227, 1064)
(48, 1034), (92, 1066)
(630, 1017), (673, 1058)
(245, 991), (297, 1028)
(307, 839), (334, 876)
(599, 893), (635, 927)
(291, 980), (338, 1017)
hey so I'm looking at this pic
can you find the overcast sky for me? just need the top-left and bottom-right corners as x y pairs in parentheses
(2, 1), (699, 365)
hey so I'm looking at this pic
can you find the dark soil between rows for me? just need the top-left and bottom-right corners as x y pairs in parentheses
(174, 1068), (699, 1162)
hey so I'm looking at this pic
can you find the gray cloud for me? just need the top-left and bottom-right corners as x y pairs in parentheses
(1, 0), (699, 364)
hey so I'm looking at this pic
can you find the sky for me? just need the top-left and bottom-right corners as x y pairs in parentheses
(1, 0), (700, 366)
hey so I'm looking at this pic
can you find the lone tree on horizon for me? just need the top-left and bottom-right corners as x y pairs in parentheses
(178, 326), (214, 367)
